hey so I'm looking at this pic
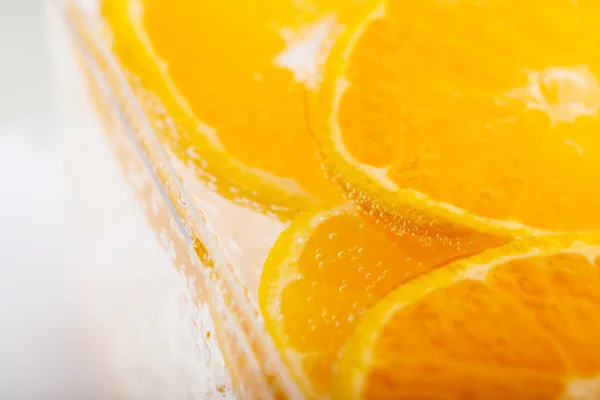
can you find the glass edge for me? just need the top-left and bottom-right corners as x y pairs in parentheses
(49, 0), (303, 398)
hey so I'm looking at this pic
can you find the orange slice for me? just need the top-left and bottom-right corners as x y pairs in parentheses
(317, 1), (600, 244)
(259, 205), (460, 397)
(102, 0), (348, 219)
(335, 233), (600, 399)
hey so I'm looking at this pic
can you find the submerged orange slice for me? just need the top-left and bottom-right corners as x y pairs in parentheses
(335, 233), (600, 399)
(259, 205), (459, 397)
(317, 0), (600, 244)
(102, 0), (348, 219)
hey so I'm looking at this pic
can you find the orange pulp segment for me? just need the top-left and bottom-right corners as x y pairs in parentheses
(317, 0), (600, 241)
(259, 205), (464, 397)
(335, 233), (600, 399)
(102, 0), (347, 219)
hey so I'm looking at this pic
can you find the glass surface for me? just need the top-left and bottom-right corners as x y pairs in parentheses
(55, 0), (600, 398)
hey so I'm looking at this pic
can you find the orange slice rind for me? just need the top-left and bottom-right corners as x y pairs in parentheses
(335, 232), (600, 399)
(102, 0), (346, 220)
(317, 0), (600, 242)
(259, 204), (449, 396)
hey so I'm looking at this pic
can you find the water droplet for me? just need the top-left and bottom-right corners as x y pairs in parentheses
(348, 314), (355, 323)
(216, 385), (227, 394)
(337, 250), (346, 259)
(328, 232), (339, 240)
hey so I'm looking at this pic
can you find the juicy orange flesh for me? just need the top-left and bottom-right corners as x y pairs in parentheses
(338, 0), (600, 231)
(140, 0), (341, 201)
(357, 252), (600, 399)
(357, 203), (508, 267)
(278, 212), (443, 392)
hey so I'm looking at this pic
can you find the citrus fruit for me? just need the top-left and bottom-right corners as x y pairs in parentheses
(335, 233), (600, 399)
(259, 205), (459, 397)
(102, 0), (349, 220)
(317, 0), (600, 244)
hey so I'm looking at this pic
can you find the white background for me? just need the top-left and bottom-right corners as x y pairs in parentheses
(0, 2), (225, 399)
(0, 0), (97, 398)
